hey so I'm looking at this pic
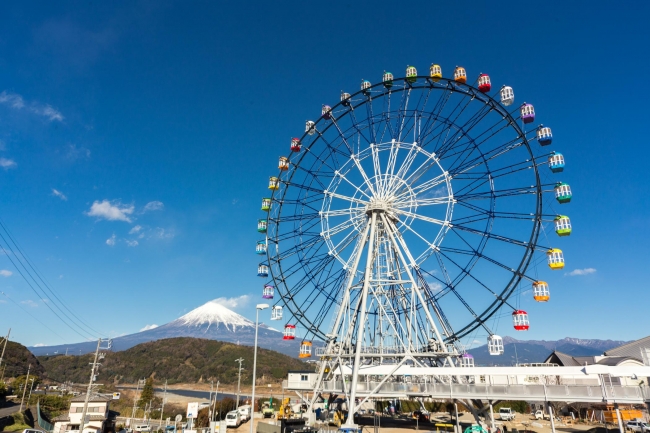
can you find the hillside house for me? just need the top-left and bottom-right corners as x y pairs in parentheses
(52, 394), (117, 433)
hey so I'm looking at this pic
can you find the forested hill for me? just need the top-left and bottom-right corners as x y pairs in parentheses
(1, 340), (46, 378)
(39, 337), (310, 385)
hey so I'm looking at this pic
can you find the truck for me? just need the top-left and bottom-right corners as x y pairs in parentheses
(499, 408), (515, 421)
(534, 410), (550, 420)
(262, 402), (275, 418)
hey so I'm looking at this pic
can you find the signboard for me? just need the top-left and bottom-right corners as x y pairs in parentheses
(175, 414), (183, 423)
(187, 402), (199, 419)
(219, 421), (227, 433)
(113, 392), (121, 400)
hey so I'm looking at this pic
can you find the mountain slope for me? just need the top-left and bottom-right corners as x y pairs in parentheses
(468, 336), (628, 366)
(29, 300), (305, 357)
(39, 337), (310, 385)
(0, 340), (46, 378)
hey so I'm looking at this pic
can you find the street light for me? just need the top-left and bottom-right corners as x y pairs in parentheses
(250, 304), (269, 433)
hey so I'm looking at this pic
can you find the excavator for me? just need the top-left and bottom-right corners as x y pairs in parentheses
(277, 398), (293, 420)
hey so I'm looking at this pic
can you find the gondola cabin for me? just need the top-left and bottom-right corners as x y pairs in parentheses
(430, 64), (442, 81)
(257, 264), (269, 277)
(256, 240), (267, 255)
(290, 138), (302, 152)
(305, 120), (316, 135)
(547, 248), (565, 270)
(454, 66), (467, 84)
(521, 103), (535, 124)
(322, 105), (332, 120)
(548, 152), (565, 173)
(512, 310), (530, 331)
(268, 177), (280, 190)
(261, 198), (271, 211)
(361, 80), (372, 95)
(478, 74), (491, 93)
(257, 219), (267, 233)
(554, 215), (572, 236)
(278, 156), (289, 171)
(283, 324), (296, 340)
(460, 353), (474, 367)
(500, 86), (514, 106)
(340, 92), (351, 106)
(263, 284), (274, 299)
(537, 125), (553, 146)
(488, 335), (504, 355)
(299, 341), (312, 358)
(555, 182), (572, 203)
(406, 66), (417, 83)
(383, 72), (393, 88)
(271, 306), (283, 321)
(533, 281), (550, 302)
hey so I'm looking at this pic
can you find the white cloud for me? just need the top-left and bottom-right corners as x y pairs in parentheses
(21, 300), (38, 308)
(0, 91), (64, 122)
(106, 234), (116, 246)
(65, 144), (90, 161)
(0, 270), (12, 277)
(33, 343), (45, 347)
(151, 227), (174, 239)
(87, 200), (134, 222)
(125, 239), (138, 247)
(214, 295), (250, 310)
(0, 158), (16, 169)
(52, 188), (68, 201)
(566, 268), (597, 277)
(143, 201), (164, 212)
(140, 324), (158, 332)
(129, 225), (142, 234)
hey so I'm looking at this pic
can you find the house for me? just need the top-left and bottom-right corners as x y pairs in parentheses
(52, 394), (117, 433)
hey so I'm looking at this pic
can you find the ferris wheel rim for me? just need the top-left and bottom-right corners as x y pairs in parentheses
(265, 75), (544, 343)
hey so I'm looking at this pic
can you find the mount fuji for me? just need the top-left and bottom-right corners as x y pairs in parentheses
(29, 299), (305, 357)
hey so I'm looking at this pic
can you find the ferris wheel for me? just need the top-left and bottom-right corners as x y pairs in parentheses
(255, 64), (572, 364)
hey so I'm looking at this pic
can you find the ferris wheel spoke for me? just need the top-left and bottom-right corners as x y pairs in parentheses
(396, 88), (412, 142)
(402, 172), (449, 199)
(450, 224), (548, 250)
(455, 185), (540, 202)
(320, 208), (360, 218)
(325, 190), (369, 206)
(393, 208), (448, 226)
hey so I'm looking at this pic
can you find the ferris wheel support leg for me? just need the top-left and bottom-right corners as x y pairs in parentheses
(381, 214), (451, 356)
(343, 212), (378, 428)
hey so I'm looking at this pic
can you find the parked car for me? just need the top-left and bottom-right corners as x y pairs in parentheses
(238, 405), (251, 422)
(225, 410), (241, 428)
(134, 425), (151, 432)
(626, 421), (650, 432)
(22, 429), (42, 433)
(499, 408), (515, 421)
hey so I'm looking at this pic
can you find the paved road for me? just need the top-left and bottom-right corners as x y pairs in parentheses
(0, 402), (20, 418)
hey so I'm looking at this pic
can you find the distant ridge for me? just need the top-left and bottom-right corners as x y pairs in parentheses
(467, 336), (628, 366)
(29, 299), (304, 357)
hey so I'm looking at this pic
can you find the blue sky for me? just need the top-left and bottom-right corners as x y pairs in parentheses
(0, 1), (648, 347)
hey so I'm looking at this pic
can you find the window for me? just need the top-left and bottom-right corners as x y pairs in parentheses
(300, 374), (308, 381)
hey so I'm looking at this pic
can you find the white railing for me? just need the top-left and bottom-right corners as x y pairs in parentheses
(285, 380), (650, 404)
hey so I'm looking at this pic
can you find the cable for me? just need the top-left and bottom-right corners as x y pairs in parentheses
(0, 217), (107, 337)
(0, 291), (67, 341)
(0, 240), (95, 341)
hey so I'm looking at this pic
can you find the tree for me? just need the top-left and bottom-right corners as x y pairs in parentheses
(138, 378), (155, 408)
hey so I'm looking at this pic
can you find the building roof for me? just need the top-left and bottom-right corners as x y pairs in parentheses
(70, 394), (112, 403)
(544, 351), (581, 366)
(596, 356), (644, 366)
(604, 335), (650, 361)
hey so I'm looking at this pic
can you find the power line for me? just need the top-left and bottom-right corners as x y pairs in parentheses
(1, 291), (68, 341)
(0, 217), (107, 337)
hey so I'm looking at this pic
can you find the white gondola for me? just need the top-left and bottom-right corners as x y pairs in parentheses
(488, 335), (504, 355)
(460, 353), (475, 367)
(271, 306), (283, 321)
(500, 86), (514, 106)
(305, 120), (316, 135)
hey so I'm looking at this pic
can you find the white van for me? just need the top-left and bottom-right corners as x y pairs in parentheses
(134, 425), (151, 432)
(225, 411), (241, 428)
(238, 405), (251, 422)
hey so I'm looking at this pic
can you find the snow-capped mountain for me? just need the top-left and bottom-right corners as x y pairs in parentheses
(29, 299), (305, 357)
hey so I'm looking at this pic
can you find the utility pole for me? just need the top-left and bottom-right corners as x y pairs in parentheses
(0, 328), (10, 382)
(79, 338), (112, 433)
(19, 364), (31, 411)
(130, 378), (145, 426)
(159, 380), (167, 429)
(27, 378), (35, 403)
(211, 381), (219, 423)
(235, 358), (244, 409)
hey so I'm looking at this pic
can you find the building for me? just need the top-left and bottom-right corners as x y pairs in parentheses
(543, 335), (650, 386)
(52, 394), (117, 433)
